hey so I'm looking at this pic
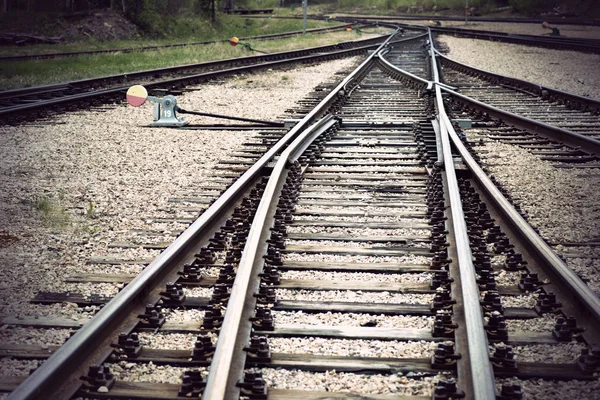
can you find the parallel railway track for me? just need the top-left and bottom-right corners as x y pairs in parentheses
(0, 26), (420, 124)
(1, 25), (600, 400)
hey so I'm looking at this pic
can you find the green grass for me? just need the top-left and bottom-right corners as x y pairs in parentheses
(34, 196), (71, 228)
(0, 26), (392, 90)
(0, 14), (334, 57)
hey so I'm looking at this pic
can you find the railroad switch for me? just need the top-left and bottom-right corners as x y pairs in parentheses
(81, 364), (115, 392)
(542, 21), (561, 36)
(111, 332), (143, 358)
(127, 84), (283, 128)
(238, 371), (268, 400)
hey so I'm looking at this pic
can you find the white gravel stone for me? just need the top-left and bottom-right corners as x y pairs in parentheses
(286, 226), (431, 237)
(269, 337), (438, 358)
(276, 289), (435, 304)
(491, 342), (587, 363)
(504, 315), (557, 333)
(280, 270), (432, 283)
(136, 332), (217, 349)
(0, 326), (73, 346)
(282, 253), (431, 265)
(496, 377), (600, 400)
(0, 358), (41, 376)
(438, 36), (600, 99)
(164, 309), (205, 323)
(0, 56), (361, 328)
(259, 368), (448, 395)
(274, 310), (434, 329)
(111, 361), (207, 384)
(500, 293), (539, 308)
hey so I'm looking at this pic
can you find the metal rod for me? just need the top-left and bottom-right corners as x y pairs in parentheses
(177, 107), (283, 127)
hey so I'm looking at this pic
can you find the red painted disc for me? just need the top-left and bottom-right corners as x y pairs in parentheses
(126, 85), (148, 107)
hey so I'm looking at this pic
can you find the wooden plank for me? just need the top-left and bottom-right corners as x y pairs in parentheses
(108, 242), (170, 250)
(303, 180), (426, 187)
(290, 220), (431, 230)
(307, 166), (426, 174)
(77, 381), (181, 400)
(280, 261), (431, 273)
(277, 280), (433, 293)
(268, 389), (425, 400)
(293, 209), (427, 218)
(259, 325), (439, 341)
(296, 200), (428, 208)
(65, 273), (137, 283)
(0, 316), (89, 328)
(167, 197), (213, 204)
(274, 300), (432, 315)
(286, 233), (430, 243)
(0, 343), (59, 359)
(0, 376), (25, 392)
(30, 292), (211, 308)
(86, 257), (152, 265)
(309, 160), (421, 166)
(283, 244), (432, 257)
(254, 353), (440, 374)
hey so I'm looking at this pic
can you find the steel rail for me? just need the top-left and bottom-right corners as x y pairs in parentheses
(0, 32), (389, 100)
(440, 86), (600, 157)
(0, 41), (380, 117)
(8, 28), (403, 400)
(202, 115), (337, 400)
(1, 33), (427, 119)
(202, 28), (403, 400)
(428, 29), (497, 399)
(434, 49), (600, 112)
(333, 14), (600, 26)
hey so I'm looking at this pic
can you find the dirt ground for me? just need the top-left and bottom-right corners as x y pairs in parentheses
(0, 9), (140, 44)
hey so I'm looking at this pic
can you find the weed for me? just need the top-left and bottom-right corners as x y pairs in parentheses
(281, 75), (289, 81)
(87, 201), (96, 219)
(34, 196), (71, 228)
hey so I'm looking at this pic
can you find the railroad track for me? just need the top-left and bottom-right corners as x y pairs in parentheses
(2, 26), (600, 400)
(0, 25), (423, 124)
(0, 24), (354, 63)
(336, 16), (600, 53)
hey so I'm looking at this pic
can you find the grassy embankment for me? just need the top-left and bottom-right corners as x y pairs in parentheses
(0, 12), (391, 90)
